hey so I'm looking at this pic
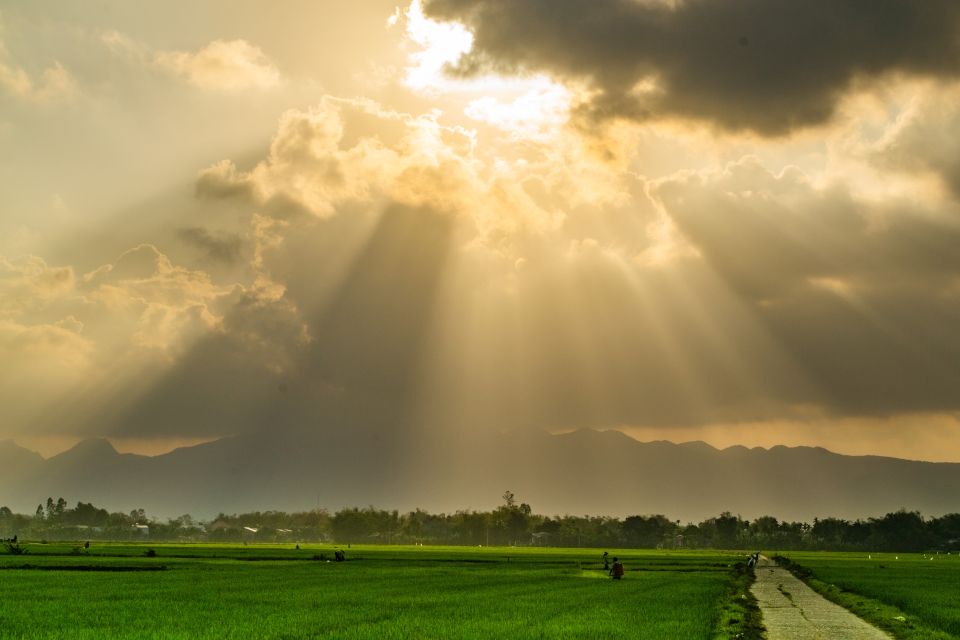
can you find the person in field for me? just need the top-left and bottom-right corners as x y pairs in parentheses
(602, 551), (610, 570)
(609, 557), (625, 580)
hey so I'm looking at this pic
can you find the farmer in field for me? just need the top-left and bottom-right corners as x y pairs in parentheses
(609, 557), (624, 580)
(602, 551), (610, 570)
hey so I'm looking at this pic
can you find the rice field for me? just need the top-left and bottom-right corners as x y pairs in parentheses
(0, 543), (753, 640)
(777, 551), (960, 640)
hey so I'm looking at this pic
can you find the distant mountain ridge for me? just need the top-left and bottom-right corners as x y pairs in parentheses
(1, 429), (957, 522)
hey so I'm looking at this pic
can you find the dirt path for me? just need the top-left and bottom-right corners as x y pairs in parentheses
(750, 556), (891, 640)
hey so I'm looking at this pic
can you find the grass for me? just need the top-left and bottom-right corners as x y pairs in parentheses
(776, 551), (960, 640)
(0, 543), (759, 639)
(712, 561), (763, 639)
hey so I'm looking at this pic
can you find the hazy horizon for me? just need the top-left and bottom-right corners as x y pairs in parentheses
(7, 424), (960, 465)
(4, 0), (960, 505)
(4, 427), (960, 523)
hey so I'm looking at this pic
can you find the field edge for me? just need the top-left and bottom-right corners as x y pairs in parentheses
(773, 555), (953, 640)
(712, 561), (765, 640)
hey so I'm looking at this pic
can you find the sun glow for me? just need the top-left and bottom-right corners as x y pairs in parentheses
(464, 78), (572, 140)
(403, 0), (474, 92)
(401, 1), (573, 138)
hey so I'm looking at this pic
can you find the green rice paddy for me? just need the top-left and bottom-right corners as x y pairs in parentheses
(0, 543), (750, 640)
(777, 551), (960, 640)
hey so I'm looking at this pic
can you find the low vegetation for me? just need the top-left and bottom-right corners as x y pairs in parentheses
(712, 561), (764, 640)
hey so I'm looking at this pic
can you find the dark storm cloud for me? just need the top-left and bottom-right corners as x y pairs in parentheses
(424, 0), (960, 134)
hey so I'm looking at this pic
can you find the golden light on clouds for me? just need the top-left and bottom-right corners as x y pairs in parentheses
(398, 0), (574, 139)
(402, 0), (474, 92)
(2, 0), (960, 468)
(155, 39), (282, 91)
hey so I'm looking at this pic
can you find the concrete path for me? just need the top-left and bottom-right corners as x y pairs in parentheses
(750, 556), (890, 640)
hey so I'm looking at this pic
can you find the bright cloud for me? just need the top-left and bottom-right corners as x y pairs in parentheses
(399, 1), (573, 139)
(155, 39), (281, 90)
(403, 0), (474, 92)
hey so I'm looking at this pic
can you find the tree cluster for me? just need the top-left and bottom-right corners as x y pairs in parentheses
(2, 496), (959, 552)
(1, 497), (204, 541)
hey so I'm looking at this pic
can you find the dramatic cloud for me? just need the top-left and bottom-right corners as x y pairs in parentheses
(0, 243), (308, 436)
(95, 89), (960, 440)
(195, 96), (595, 246)
(101, 96), (654, 437)
(80, 244), (233, 354)
(6, 1), (960, 465)
(654, 157), (960, 416)
(195, 100), (406, 217)
(89, 278), (312, 439)
(154, 39), (281, 90)
(423, 0), (960, 135)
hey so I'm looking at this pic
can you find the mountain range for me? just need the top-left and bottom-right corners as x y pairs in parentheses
(1, 429), (958, 522)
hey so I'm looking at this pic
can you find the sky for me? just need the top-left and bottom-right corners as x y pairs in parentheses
(3, 0), (960, 461)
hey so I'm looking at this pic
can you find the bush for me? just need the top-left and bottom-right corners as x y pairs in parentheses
(3, 541), (26, 555)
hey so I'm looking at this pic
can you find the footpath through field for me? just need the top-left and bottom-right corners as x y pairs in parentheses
(751, 556), (890, 640)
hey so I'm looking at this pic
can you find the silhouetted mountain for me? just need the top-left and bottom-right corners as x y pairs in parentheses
(0, 439), (43, 479)
(1, 429), (958, 522)
(47, 437), (121, 465)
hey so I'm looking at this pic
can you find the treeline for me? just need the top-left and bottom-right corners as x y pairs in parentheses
(0, 497), (204, 541)
(2, 492), (959, 552)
